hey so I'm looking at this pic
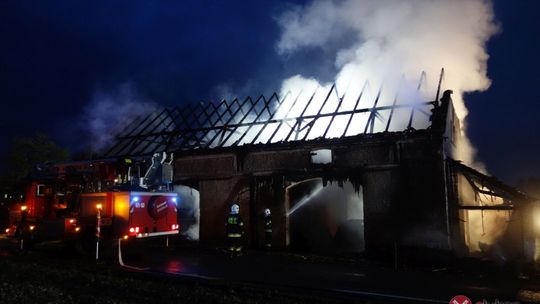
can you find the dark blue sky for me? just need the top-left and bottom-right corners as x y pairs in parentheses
(466, 1), (540, 183)
(0, 0), (539, 184)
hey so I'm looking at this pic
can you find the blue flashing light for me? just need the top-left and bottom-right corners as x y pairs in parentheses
(132, 196), (140, 203)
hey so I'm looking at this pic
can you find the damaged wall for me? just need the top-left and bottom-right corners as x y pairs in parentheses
(173, 130), (450, 255)
(167, 95), (533, 262)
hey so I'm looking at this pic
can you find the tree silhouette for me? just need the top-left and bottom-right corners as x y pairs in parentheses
(4, 133), (69, 181)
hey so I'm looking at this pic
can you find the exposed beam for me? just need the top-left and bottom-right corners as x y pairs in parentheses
(458, 205), (516, 210)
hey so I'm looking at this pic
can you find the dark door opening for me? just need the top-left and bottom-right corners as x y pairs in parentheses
(286, 178), (364, 254)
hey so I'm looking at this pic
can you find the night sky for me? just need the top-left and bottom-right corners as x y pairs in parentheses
(1, 0), (539, 184)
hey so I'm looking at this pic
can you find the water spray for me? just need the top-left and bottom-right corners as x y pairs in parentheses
(287, 184), (324, 216)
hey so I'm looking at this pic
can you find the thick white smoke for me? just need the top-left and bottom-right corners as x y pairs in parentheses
(81, 83), (157, 152)
(276, 0), (498, 168)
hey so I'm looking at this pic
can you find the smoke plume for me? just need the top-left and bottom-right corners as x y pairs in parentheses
(276, 0), (498, 168)
(174, 185), (200, 241)
(81, 83), (157, 152)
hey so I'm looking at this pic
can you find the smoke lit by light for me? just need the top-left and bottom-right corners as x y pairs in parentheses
(276, 0), (498, 170)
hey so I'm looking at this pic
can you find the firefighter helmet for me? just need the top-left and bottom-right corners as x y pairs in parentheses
(231, 204), (240, 214)
(264, 208), (271, 217)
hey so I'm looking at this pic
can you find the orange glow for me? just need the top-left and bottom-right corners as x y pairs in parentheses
(112, 193), (130, 222)
(20, 205), (27, 211)
(96, 203), (103, 210)
(75, 227), (80, 232)
(5, 228), (9, 233)
(69, 219), (75, 224)
(123, 235), (128, 240)
(29, 225), (35, 231)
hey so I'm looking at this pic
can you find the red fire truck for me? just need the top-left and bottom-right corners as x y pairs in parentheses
(5, 152), (180, 257)
(64, 191), (179, 251)
(5, 180), (68, 248)
(5, 182), (46, 238)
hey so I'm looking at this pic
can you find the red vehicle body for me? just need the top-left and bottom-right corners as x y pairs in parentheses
(5, 181), (59, 238)
(65, 191), (179, 242)
(4, 153), (180, 255)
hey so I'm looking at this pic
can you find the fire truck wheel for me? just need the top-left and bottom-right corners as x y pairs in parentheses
(63, 238), (77, 253)
(19, 234), (35, 251)
(75, 229), (96, 256)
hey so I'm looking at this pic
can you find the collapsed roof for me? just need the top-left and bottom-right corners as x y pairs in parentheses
(104, 77), (438, 158)
(449, 158), (535, 205)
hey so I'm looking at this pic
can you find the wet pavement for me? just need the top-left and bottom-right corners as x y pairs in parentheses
(119, 242), (540, 303)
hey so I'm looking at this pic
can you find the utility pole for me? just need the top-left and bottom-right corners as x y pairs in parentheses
(96, 203), (102, 260)
(19, 205), (28, 251)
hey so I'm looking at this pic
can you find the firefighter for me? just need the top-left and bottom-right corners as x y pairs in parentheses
(263, 208), (272, 249)
(226, 203), (244, 255)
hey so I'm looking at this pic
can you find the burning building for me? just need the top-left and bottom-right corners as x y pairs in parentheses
(100, 75), (537, 263)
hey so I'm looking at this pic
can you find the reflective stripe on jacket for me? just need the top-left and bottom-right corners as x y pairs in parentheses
(226, 214), (244, 235)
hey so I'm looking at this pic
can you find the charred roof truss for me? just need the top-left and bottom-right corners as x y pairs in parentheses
(104, 72), (441, 158)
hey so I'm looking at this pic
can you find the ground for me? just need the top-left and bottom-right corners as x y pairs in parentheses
(1, 236), (540, 303)
(0, 239), (369, 304)
(0, 255), (368, 304)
